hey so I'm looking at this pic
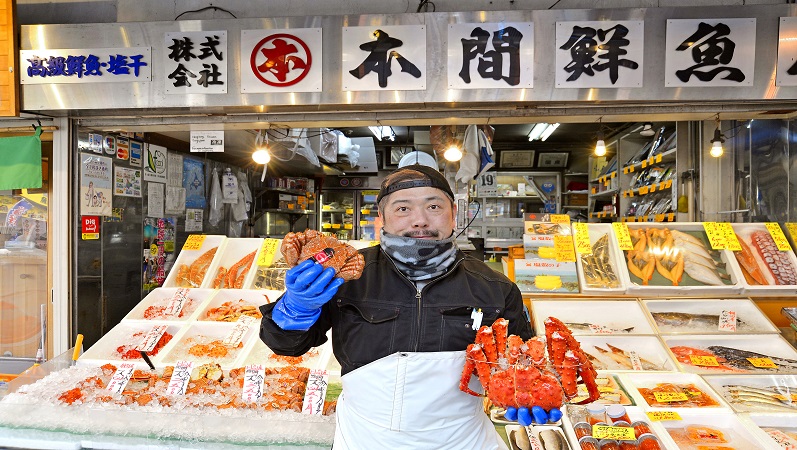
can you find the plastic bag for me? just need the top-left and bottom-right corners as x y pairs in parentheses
(455, 125), (480, 183)
(232, 171), (249, 222)
(208, 167), (223, 226)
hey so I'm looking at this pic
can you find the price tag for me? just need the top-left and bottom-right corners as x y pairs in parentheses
(592, 425), (637, 441)
(653, 391), (690, 402)
(629, 166), (635, 173)
(344, 224), (353, 230)
(647, 411), (682, 422)
(550, 214), (570, 225)
(667, 213), (675, 222)
(628, 351), (643, 371)
(655, 154), (663, 163)
(598, 386), (616, 393)
(164, 288), (190, 317)
(639, 186), (650, 195)
(641, 159), (648, 169)
(718, 310), (737, 332)
(718, 223), (741, 251)
(612, 222), (634, 251)
(135, 325), (169, 352)
(360, 220), (368, 226)
(345, 208), (354, 214)
(222, 315), (257, 347)
(747, 357), (777, 369)
(183, 234), (207, 251)
(257, 238), (281, 267)
(786, 223), (797, 242)
(241, 364), (266, 402)
(106, 362), (136, 395)
(765, 223), (792, 251)
(166, 361), (194, 396)
(588, 324), (613, 334)
(528, 433), (544, 450)
(702, 222), (727, 250)
(554, 235), (576, 262)
(574, 223), (592, 255)
(332, 224), (341, 229)
(623, 167), (630, 174)
(369, 241), (380, 247)
(654, 214), (665, 222)
(665, 179), (673, 189)
(765, 429), (797, 447)
(628, 190), (634, 198)
(302, 369), (330, 415)
(690, 355), (720, 367)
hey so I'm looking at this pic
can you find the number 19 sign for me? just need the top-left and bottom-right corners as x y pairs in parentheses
(477, 172), (497, 197)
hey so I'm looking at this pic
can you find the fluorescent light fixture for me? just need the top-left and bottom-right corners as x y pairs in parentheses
(527, 123), (548, 141)
(540, 123), (560, 142)
(443, 145), (463, 162)
(369, 125), (395, 141)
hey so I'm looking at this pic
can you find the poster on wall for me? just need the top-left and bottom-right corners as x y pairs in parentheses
(163, 31), (228, 94)
(80, 154), (112, 216)
(168, 152), (183, 187)
(185, 208), (203, 232)
(183, 158), (206, 209)
(240, 28), (323, 93)
(143, 143), (168, 182)
(143, 217), (176, 293)
(341, 25), (426, 91)
(114, 166), (142, 197)
(165, 186), (186, 215)
(148, 182), (165, 218)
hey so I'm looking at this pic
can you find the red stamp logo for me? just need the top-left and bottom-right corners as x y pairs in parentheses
(250, 33), (312, 87)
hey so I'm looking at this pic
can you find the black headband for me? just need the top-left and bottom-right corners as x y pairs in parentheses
(377, 164), (455, 205)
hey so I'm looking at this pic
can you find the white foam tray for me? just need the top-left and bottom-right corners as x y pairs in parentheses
(123, 288), (216, 323)
(642, 298), (780, 335)
(78, 321), (185, 370)
(654, 409), (772, 449)
(740, 413), (797, 450)
(572, 223), (630, 294)
(203, 238), (264, 289)
(621, 223), (745, 296)
(163, 235), (227, 288)
(701, 374), (797, 414)
(157, 321), (257, 370)
(240, 338), (333, 372)
(574, 335), (678, 372)
(732, 223), (797, 296)
(662, 334), (797, 375)
(561, 405), (676, 450)
(618, 372), (729, 410)
(533, 300), (655, 335)
(195, 289), (272, 322)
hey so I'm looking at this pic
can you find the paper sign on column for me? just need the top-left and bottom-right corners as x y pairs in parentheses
(718, 310), (737, 332)
(242, 364), (266, 402)
(135, 325), (169, 352)
(168, 153), (184, 187)
(106, 363), (136, 395)
(765, 223), (792, 251)
(257, 238), (281, 267)
(148, 182), (165, 218)
(302, 369), (329, 415)
(164, 288), (190, 317)
(223, 315), (257, 347)
(166, 361), (194, 396)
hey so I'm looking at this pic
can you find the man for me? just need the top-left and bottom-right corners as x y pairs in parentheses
(259, 164), (552, 449)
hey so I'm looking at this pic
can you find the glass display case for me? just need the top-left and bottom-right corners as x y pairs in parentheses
(319, 189), (379, 241)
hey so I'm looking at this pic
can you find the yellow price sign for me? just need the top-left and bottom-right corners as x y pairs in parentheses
(550, 214), (570, 225)
(747, 357), (777, 369)
(345, 208), (354, 214)
(360, 220), (369, 226)
(654, 214), (665, 222)
(183, 234), (207, 251)
(667, 213), (675, 221)
(612, 222), (634, 251)
(786, 223), (797, 241)
(628, 165), (635, 173)
(554, 235), (576, 262)
(592, 425), (636, 441)
(332, 224), (341, 229)
(639, 186), (650, 195)
(765, 223), (792, 251)
(718, 223), (741, 251)
(598, 386), (616, 393)
(690, 355), (720, 367)
(647, 411), (682, 422)
(257, 238), (281, 267)
(82, 232), (99, 240)
(655, 154), (663, 163)
(653, 392), (690, 402)
(344, 224), (353, 230)
(702, 222), (727, 250)
(361, 209), (371, 215)
(623, 167), (630, 174)
(611, 172), (616, 179)
(665, 179), (673, 189)
(369, 240), (380, 247)
(574, 222), (592, 255)
(641, 159), (648, 169)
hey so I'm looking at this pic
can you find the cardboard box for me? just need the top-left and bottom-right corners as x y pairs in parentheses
(569, 193), (588, 206)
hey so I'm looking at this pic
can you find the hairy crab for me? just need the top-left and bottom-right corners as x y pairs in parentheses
(281, 229), (365, 281)
(459, 317), (599, 411)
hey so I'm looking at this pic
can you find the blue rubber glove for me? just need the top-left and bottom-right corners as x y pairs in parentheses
(504, 406), (562, 426)
(272, 259), (345, 331)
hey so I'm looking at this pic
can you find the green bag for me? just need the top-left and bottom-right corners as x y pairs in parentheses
(0, 127), (43, 190)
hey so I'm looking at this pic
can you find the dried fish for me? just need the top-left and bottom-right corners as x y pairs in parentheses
(651, 312), (747, 329)
(581, 234), (621, 289)
(564, 322), (634, 333)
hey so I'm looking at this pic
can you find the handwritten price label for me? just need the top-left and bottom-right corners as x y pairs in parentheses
(690, 355), (720, 367)
(588, 324), (614, 334)
(242, 364), (266, 402)
(166, 361), (194, 396)
(222, 315), (257, 347)
(550, 214), (570, 225)
(164, 288), (190, 317)
(628, 351), (643, 371)
(592, 425), (636, 441)
(135, 325), (169, 352)
(718, 223), (741, 251)
(106, 362), (136, 395)
(183, 234), (207, 251)
(612, 222), (634, 251)
(786, 223), (797, 243)
(257, 238), (281, 267)
(653, 391), (689, 402)
(647, 411), (682, 422)
(765, 223), (792, 251)
(747, 357), (777, 369)
(574, 223), (592, 255)
(554, 235), (576, 262)
(302, 369), (329, 415)
(718, 310), (737, 332)
(703, 222), (727, 250)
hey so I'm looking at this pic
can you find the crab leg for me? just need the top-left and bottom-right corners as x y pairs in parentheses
(459, 349), (481, 397)
(476, 326), (499, 364)
(464, 344), (491, 394)
(492, 318), (509, 356)
(505, 335), (524, 365)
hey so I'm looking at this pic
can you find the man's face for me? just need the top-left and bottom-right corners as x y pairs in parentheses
(379, 186), (456, 239)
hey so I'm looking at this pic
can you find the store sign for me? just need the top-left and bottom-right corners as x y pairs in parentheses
(341, 25), (426, 91)
(241, 28), (322, 93)
(20, 47), (152, 84)
(777, 17), (797, 86)
(163, 31), (227, 94)
(190, 131), (225, 152)
(555, 21), (644, 88)
(665, 18), (756, 87)
(447, 22), (534, 89)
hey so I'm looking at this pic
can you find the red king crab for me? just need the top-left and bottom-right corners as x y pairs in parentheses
(459, 317), (599, 411)
(281, 229), (365, 281)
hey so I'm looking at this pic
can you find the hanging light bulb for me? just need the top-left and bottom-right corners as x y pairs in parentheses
(594, 129), (606, 157)
(710, 117), (725, 158)
(443, 145), (463, 162)
(252, 130), (271, 164)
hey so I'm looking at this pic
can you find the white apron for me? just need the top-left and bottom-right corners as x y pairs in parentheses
(333, 350), (508, 450)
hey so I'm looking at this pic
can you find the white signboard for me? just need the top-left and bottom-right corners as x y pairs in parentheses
(20, 47), (152, 84)
(342, 25), (426, 91)
(555, 21), (644, 88)
(777, 17), (797, 86)
(448, 23), (534, 89)
(163, 31), (228, 94)
(665, 18), (756, 87)
(241, 28), (323, 93)
(143, 144), (168, 182)
(190, 131), (225, 153)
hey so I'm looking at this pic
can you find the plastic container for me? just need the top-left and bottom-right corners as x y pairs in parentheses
(574, 422), (593, 439)
(587, 403), (607, 425)
(579, 436), (600, 450)
(632, 421), (652, 438)
(607, 404), (631, 424)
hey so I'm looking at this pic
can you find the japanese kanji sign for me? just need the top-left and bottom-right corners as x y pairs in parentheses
(241, 28), (322, 93)
(20, 47), (152, 84)
(665, 18), (756, 87)
(342, 25), (426, 91)
(447, 22), (533, 89)
(163, 31), (227, 94)
(776, 17), (797, 86)
(555, 21), (644, 88)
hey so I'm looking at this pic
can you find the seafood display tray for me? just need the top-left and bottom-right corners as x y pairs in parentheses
(642, 298), (780, 335)
(195, 288), (271, 322)
(157, 321), (259, 370)
(505, 424), (571, 450)
(663, 334), (797, 375)
(732, 223), (797, 295)
(123, 288), (216, 322)
(702, 374), (797, 413)
(241, 338), (333, 371)
(574, 335), (678, 372)
(655, 409), (770, 450)
(618, 372), (729, 410)
(740, 413), (797, 450)
(202, 237), (264, 289)
(77, 322), (185, 369)
(561, 405), (678, 450)
(622, 223), (745, 296)
(573, 223), (630, 294)
(532, 300), (656, 335)
(162, 235), (227, 288)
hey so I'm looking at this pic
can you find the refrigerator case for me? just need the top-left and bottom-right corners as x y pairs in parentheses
(319, 189), (380, 241)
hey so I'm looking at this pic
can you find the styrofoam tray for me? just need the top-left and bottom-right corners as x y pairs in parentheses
(741, 413), (797, 450)
(642, 298), (780, 334)
(77, 322), (184, 369)
(561, 405), (676, 450)
(574, 335), (678, 372)
(702, 374), (797, 413)
(663, 334), (797, 375)
(573, 223), (630, 294)
(123, 288), (216, 322)
(732, 223), (797, 296)
(619, 372), (729, 410)
(621, 223), (744, 296)
(657, 409), (770, 449)
(241, 338), (332, 371)
(196, 289), (271, 322)
(203, 238), (264, 289)
(533, 300), (655, 335)
(163, 235), (227, 288)
(157, 321), (257, 370)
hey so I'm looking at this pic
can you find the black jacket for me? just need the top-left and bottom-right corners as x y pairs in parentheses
(259, 246), (532, 375)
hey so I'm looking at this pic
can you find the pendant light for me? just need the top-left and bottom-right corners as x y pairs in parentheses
(594, 118), (606, 157)
(709, 115), (725, 158)
(252, 130), (271, 182)
(443, 145), (463, 162)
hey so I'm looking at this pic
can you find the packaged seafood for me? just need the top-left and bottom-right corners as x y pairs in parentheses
(663, 334), (797, 374)
(204, 237), (264, 289)
(659, 410), (769, 450)
(123, 288), (215, 322)
(620, 223), (743, 296)
(533, 300), (655, 335)
(158, 322), (258, 369)
(77, 322), (184, 369)
(516, 215), (579, 293)
(732, 223), (797, 295)
(572, 224), (630, 294)
(574, 336), (678, 372)
(742, 413), (797, 450)
(702, 375), (797, 413)
(562, 405), (675, 450)
(642, 298), (779, 334)
(196, 289), (271, 322)
(568, 374), (634, 406)
(619, 372), (728, 410)
(163, 235), (227, 288)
